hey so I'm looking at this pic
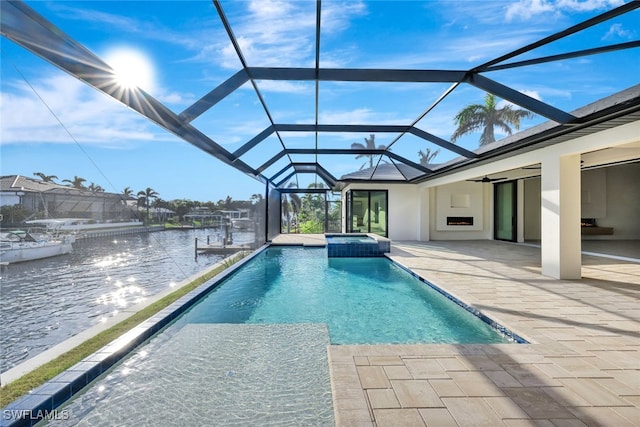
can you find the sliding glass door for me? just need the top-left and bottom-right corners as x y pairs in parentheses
(494, 181), (517, 241)
(346, 190), (388, 237)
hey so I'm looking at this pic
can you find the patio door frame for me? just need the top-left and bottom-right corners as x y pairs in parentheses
(494, 180), (517, 242)
(346, 189), (388, 237)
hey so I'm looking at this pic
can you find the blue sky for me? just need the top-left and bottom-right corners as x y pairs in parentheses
(1, 0), (638, 202)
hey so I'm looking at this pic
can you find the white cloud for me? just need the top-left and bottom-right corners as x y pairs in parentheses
(0, 74), (160, 146)
(321, 1), (367, 33)
(602, 23), (635, 40)
(216, 1), (366, 69)
(556, 0), (624, 12)
(506, 0), (556, 21)
(506, 0), (624, 21)
(50, 3), (207, 51)
(319, 108), (404, 126)
(156, 90), (196, 106)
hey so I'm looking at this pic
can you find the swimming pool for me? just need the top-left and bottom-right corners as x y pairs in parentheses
(8, 245), (522, 426)
(176, 246), (512, 344)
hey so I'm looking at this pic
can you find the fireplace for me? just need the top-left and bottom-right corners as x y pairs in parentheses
(447, 216), (474, 226)
(580, 218), (613, 235)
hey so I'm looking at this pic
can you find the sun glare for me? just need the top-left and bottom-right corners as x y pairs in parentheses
(105, 47), (155, 91)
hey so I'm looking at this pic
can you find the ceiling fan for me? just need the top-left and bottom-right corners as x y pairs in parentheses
(467, 175), (508, 183)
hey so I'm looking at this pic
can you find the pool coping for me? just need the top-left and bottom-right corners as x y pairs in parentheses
(0, 245), (268, 427)
(388, 255), (528, 344)
(1, 241), (526, 426)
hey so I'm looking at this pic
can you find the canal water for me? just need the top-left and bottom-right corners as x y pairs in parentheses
(0, 228), (256, 374)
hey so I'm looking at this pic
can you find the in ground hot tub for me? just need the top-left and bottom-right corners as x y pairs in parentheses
(325, 233), (390, 257)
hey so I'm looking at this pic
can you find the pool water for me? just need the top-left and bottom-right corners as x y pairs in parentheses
(50, 324), (335, 426)
(178, 246), (511, 344)
(42, 246), (512, 425)
(325, 235), (376, 244)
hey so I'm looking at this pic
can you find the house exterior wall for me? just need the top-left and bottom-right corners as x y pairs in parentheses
(428, 182), (492, 240)
(524, 178), (542, 241)
(341, 183), (419, 241)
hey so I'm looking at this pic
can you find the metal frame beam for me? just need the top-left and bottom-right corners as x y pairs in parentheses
(179, 70), (249, 123)
(269, 163), (293, 182)
(0, 0), (260, 179)
(271, 162), (337, 188)
(248, 67), (467, 82)
(3, 0), (637, 191)
(465, 74), (577, 123)
(474, 1), (640, 71)
(279, 188), (329, 194)
(233, 126), (275, 158)
(287, 149), (432, 173)
(274, 124), (477, 158)
(484, 41), (640, 72)
(275, 171), (297, 187)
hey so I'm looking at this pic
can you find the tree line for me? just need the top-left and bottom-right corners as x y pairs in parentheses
(30, 172), (264, 223)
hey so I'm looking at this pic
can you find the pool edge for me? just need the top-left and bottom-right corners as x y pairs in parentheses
(387, 254), (529, 345)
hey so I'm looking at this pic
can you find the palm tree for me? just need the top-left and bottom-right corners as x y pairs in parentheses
(418, 148), (440, 166)
(122, 187), (134, 199)
(281, 184), (301, 233)
(250, 193), (263, 205)
(223, 196), (233, 210)
(62, 176), (87, 189)
(137, 187), (159, 224)
(87, 182), (104, 193)
(350, 134), (388, 170)
(451, 93), (534, 146)
(33, 172), (58, 183)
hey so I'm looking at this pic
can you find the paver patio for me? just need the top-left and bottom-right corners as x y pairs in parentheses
(327, 240), (640, 426)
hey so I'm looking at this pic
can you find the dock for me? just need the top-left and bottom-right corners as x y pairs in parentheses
(76, 225), (164, 240)
(194, 234), (252, 256)
(196, 244), (249, 255)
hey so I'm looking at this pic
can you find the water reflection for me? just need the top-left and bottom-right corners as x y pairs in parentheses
(0, 229), (254, 373)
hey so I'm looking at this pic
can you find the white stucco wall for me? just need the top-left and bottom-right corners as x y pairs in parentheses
(428, 182), (492, 240)
(524, 178), (542, 241)
(342, 183), (419, 241)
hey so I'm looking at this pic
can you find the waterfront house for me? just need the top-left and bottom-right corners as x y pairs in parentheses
(0, 175), (135, 224)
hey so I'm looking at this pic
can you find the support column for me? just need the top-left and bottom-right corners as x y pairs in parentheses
(541, 154), (582, 279)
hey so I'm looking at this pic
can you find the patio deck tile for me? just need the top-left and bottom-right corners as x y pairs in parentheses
(373, 408), (426, 427)
(325, 240), (639, 426)
(441, 397), (507, 426)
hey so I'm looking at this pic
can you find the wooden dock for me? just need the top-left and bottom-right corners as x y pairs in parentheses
(195, 241), (251, 255)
